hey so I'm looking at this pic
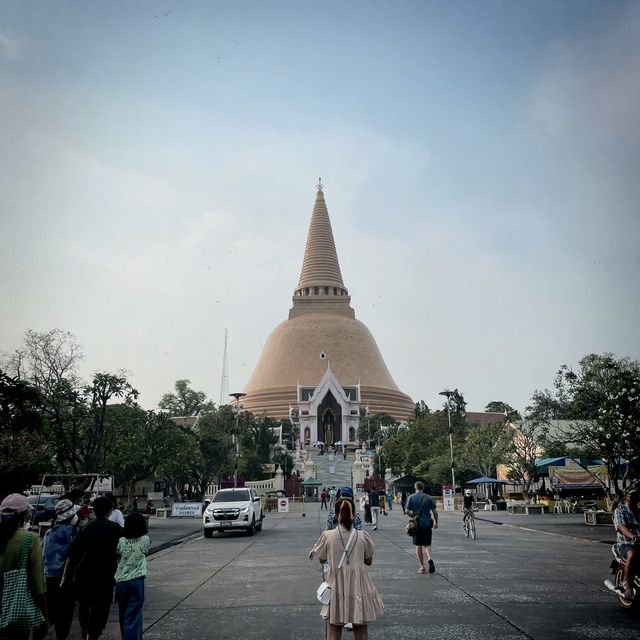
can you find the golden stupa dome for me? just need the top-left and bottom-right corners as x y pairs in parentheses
(242, 182), (414, 421)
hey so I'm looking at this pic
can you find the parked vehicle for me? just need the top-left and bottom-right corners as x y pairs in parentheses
(27, 494), (59, 524)
(203, 488), (264, 538)
(604, 544), (639, 610)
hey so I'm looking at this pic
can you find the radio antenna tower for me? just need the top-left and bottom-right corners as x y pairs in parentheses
(219, 328), (229, 406)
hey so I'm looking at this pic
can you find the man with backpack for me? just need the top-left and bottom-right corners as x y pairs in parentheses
(405, 481), (438, 574)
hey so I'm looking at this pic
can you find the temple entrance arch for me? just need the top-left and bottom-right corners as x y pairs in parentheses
(317, 390), (342, 446)
(304, 426), (310, 445)
(349, 426), (356, 442)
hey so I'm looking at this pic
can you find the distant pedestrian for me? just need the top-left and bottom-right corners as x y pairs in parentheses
(326, 488), (362, 531)
(108, 495), (124, 528)
(405, 481), (438, 574)
(400, 491), (407, 514)
(0, 493), (48, 639)
(39, 499), (81, 640)
(386, 490), (394, 511)
(62, 496), (122, 640)
(115, 513), (150, 640)
(320, 489), (328, 511)
(132, 497), (138, 513)
(368, 490), (380, 530)
(328, 487), (337, 510)
(363, 494), (372, 525)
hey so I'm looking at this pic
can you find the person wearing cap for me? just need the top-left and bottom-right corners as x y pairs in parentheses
(0, 493), (48, 638)
(326, 487), (362, 532)
(37, 499), (80, 640)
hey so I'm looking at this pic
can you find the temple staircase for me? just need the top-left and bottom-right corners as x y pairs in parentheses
(309, 449), (353, 489)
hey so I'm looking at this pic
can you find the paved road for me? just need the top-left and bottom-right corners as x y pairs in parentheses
(48, 505), (638, 640)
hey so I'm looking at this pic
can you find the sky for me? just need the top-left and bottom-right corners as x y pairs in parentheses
(1, 1), (639, 415)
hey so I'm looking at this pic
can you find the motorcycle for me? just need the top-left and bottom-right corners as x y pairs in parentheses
(570, 499), (597, 513)
(604, 544), (639, 609)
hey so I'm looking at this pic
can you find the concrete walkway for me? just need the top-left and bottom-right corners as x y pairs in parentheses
(46, 504), (638, 640)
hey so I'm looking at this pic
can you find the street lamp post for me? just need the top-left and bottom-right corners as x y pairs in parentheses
(439, 389), (457, 496)
(229, 392), (246, 488)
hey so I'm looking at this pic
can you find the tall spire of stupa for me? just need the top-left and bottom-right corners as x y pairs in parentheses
(241, 181), (415, 422)
(294, 179), (348, 297)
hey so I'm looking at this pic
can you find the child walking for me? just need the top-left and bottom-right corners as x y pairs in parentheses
(115, 512), (150, 640)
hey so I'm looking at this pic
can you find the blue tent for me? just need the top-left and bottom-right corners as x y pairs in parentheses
(466, 476), (506, 485)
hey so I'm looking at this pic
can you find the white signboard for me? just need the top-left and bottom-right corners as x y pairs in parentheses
(91, 476), (114, 492)
(329, 466), (336, 475)
(442, 488), (454, 511)
(147, 492), (164, 502)
(171, 502), (202, 518)
(277, 498), (290, 513)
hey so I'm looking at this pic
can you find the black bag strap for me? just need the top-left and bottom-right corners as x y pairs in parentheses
(416, 494), (427, 516)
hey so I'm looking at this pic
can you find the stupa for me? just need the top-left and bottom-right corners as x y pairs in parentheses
(242, 181), (414, 445)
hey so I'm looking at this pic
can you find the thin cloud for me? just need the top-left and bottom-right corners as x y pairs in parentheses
(0, 34), (21, 60)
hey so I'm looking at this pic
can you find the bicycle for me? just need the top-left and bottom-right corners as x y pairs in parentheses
(463, 509), (477, 540)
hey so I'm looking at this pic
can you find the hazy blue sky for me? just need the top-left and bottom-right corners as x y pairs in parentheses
(1, 1), (638, 414)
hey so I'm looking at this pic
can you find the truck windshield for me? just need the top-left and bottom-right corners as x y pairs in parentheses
(212, 490), (250, 502)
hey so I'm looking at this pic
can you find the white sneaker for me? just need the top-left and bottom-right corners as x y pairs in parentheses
(345, 623), (353, 631)
(372, 525), (377, 530)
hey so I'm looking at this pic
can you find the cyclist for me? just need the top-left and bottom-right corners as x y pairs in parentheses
(462, 489), (476, 525)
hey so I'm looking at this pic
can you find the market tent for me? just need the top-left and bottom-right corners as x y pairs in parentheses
(466, 476), (506, 485)
(300, 478), (323, 486)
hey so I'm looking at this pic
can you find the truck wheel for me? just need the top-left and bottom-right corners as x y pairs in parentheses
(246, 518), (255, 536)
(255, 519), (263, 532)
(204, 528), (213, 539)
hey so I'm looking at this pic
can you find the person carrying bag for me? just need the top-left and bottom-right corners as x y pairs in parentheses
(309, 500), (383, 639)
(0, 493), (48, 639)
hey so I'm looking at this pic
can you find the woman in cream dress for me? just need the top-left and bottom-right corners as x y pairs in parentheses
(309, 500), (383, 639)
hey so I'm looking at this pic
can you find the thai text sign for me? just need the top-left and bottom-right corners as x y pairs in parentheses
(171, 502), (203, 518)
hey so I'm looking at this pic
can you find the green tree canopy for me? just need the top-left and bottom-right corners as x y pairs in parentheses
(158, 379), (215, 417)
(527, 353), (640, 496)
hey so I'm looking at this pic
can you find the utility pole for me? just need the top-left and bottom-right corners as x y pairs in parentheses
(230, 392), (246, 487)
(219, 328), (229, 406)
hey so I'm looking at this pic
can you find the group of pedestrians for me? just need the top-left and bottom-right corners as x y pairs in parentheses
(0, 493), (149, 640)
(309, 481), (438, 638)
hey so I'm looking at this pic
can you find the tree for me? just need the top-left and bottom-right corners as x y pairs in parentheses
(242, 416), (278, 464)
(158, 379), (215, 417)
(106, 405), (187, 501)
(381, 400), (468, 486)
(461, 421), (513, 479)
(504, 421), (544, 500)
(2, 329), (86, 473)
(357, 413), (399, 446)
(528, 353), (640, 498)
(0, 371), (50, 496)
(191, 406), (235, 499)
(484, 401), (521, 422)
(81, 372), (138, 473)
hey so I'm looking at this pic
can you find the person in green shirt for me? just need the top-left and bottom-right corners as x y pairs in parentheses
(0, 493), (48, 639)
(115, 513), (150, 640)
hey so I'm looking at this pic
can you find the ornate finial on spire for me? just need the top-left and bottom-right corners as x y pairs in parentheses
(316, 177), (324, 193)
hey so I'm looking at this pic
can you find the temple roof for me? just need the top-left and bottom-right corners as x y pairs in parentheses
(295, 184), (347, 295)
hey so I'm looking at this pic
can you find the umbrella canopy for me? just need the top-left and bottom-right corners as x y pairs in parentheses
(312, 441), (325, 446)
(466, 476), (506, 485)
(301, 478), (323, 486)
(334, 440), (345, 445)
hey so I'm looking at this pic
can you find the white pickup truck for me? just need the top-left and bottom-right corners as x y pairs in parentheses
(203, 487), (264, 538)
